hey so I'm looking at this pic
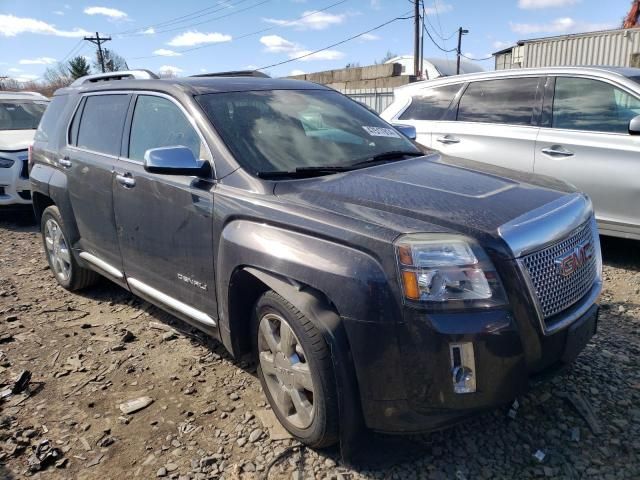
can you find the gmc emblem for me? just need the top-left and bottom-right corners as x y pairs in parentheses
(555, 241), (594, 277)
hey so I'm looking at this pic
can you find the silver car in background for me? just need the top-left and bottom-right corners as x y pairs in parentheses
(381, 66), (640, 240)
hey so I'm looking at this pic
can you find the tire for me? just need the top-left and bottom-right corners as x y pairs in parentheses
(253, 290), (339, 448)
(41, 205), (99, 291)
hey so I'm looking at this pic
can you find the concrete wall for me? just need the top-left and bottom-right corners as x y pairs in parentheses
(287, 63), (415, 90)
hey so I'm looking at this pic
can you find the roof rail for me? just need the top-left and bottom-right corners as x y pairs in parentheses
(190, 70), (270, 78)
(70, 69), (159, 86)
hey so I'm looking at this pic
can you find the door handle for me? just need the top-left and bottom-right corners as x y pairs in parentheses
(58, 157), (72, 168)
(436, 135), (460, 145)
(541, 145), (574, 157)
(115, 173), (136, 188)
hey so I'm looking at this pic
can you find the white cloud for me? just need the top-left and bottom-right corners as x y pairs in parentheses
(264, 11), (346, 30)
(158, 65), (183, 75)
(360, 33), (379, 41)
(260, 35), (298, 53)
(167, 31), (232, 47)
(12, 74), (39, 83)
(84, 6), (128, 19)
(289, 69), (305, 76)
(492, 40), (513, 50)
(260, 35), (344, 62)
(293, 49), (344, 61)
(0, 14), (90, 37)
(370, 0), (381, 10)
(8, 67), (22, 73)
(153, 48), (181, 57)
(424, 1), (453, 15)
(518, 0), (580, 9)
(141, 27), (155, 35)
(19, 57), (56, 65)
(53, 10), (64, 16)
(510, 17), (612, 35)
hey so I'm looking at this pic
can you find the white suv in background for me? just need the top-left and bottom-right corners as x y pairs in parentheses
(0, 91), (49, 207)
(381, 66), (640, 240)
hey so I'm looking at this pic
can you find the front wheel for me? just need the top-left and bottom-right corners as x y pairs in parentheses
(253, 291), (339, 448)
(41, 206), (98, 290)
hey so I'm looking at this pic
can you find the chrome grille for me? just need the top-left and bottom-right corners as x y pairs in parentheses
(521, 220), (598, 324)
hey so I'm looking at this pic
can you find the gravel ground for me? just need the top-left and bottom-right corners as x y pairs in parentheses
(0, 207), (639, 480)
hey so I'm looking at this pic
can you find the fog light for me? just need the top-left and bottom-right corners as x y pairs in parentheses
(449, 342), (476, 394)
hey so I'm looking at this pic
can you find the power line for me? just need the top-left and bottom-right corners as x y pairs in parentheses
(422, 23), (457, 53)
(461, 53), (494, 61)
(128, 1), (348, 60)
(122, 0), (271, 37)
(59, 39), (85, 65)
(112, 0), (253, 36)
(420, 0), (455, 41)
(256, 10), (414, 71)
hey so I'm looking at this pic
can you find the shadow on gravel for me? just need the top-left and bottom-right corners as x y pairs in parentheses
(0, 206), (37, 232)
(0, 464), (15, 480)
(600, 235), (640, 271)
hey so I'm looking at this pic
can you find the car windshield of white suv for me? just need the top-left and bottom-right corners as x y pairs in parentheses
(196, 89), (422, 178)
(0, 101), (48, 130)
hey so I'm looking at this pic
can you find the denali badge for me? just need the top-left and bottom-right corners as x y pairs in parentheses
(177, 273), (208, 290)
(555, 240), (594, 277)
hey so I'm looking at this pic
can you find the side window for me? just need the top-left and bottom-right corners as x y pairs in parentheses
(398, 84), (461, 121)
(552, 77), (640, 133)
(128, 95), (210, 162)
(457, 77), (541, 125)
(77, 95), (130, 155)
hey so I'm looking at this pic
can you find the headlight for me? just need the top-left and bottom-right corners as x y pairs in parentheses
(395, 234), (507, 309)
(0, 157), (15, 168)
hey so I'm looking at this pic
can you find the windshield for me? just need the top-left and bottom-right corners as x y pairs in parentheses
(0, 100), (48, 131)
(196, 89), (420, 175)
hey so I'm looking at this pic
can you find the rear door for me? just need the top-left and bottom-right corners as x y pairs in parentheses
(113, 93), (217, 327)
(534, 76), (640, 237)
(391, 83), (463, 147)
(63, 93), (131, 272)
(432, 76), (544, 172)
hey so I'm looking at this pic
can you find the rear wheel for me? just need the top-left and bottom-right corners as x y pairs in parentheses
(41, 206), (99, 290)
(254, 291), (338, 448)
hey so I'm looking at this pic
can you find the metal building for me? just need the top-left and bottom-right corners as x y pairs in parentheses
(493, 27), (640, 70)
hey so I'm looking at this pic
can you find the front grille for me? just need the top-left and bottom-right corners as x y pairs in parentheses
(18, 190), (31, 200)
(20, 159), (29, 179)
(521, 220), (598, 325)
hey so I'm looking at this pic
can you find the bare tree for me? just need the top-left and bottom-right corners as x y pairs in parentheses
(94, 48), (128, 72)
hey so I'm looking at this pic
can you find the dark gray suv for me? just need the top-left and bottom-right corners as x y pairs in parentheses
(30, 70), (602, 450)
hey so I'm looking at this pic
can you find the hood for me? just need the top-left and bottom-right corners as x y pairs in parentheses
(0, 130), (36, 151)
(274, 155), (570, 254)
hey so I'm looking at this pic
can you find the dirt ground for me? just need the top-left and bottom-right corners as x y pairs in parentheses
(0, 207), (639, 480)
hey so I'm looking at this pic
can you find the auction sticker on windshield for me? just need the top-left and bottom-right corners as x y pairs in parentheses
(362, 126), (401, 138)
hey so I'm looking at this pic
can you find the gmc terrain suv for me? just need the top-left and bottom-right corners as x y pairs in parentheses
(31, 70), (602, 450)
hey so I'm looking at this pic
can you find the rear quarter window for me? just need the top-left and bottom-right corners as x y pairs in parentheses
(76, 94), (130, 156)
(34, 95), (66, 143)
(398, 83), (461, 121)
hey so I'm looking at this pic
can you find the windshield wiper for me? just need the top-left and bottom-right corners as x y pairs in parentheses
(256, 165), (351, 179)
(350, 150), (424, 168)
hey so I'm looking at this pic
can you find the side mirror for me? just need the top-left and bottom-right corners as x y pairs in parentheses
(143, 146), (209, 176)
(393, 123), (417, 140)
(629, 115), (640, 135)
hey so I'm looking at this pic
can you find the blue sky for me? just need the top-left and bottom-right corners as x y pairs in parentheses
(0, 0), (624, 82)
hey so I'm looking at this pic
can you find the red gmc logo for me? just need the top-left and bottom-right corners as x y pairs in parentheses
(555, 241), (594, 277)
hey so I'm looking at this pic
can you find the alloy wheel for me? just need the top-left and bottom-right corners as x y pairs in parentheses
(44, 218), (71, 283)
(258, 312), (315, 429)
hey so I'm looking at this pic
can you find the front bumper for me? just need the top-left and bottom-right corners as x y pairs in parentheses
(0, 151), (31, 205)
(344, 297), (598, 434)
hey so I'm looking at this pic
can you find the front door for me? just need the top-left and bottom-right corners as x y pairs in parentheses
(64, 93), (131, 271)
(113, 93), (218, 327)
(534, 76), (640, 237)
(432, 76), (543, 172)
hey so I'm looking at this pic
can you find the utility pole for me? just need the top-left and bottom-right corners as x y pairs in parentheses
(84, 32), (111, 73)
(456, 27), (469, 75)
(414, 0), (420, 77)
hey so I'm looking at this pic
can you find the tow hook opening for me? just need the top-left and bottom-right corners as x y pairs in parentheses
(450, 342), (476, 394)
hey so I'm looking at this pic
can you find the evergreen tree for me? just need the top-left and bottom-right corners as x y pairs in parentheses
(68, 56), (91, 79)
